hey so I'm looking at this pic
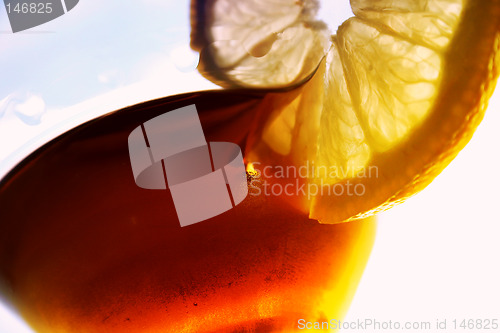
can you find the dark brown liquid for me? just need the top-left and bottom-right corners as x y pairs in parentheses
(0, 90), (376, 332)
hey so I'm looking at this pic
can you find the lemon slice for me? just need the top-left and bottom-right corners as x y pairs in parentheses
(190, 0), (330, 88)
(312, 0), (499, 222)
(194, 0), (500, 223)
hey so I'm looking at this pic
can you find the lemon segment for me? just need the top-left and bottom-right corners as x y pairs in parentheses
(191, 0), (330, 88)
(350, 0), (464, 50)
(316, 42), (370, 182)
(259, 58), (326, 165)
(336, 18), (443, 152)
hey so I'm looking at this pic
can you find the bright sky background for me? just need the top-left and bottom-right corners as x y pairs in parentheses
(1, 1), (499, 332)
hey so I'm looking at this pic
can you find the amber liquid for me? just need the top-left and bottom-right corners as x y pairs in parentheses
(0, 90), (376, 332)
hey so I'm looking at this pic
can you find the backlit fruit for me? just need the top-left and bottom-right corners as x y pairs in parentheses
(195, 0), (500, 223)
(190, 0), (330, 88)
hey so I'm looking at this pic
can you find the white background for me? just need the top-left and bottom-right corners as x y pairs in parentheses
(1, 1), (499, 332)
